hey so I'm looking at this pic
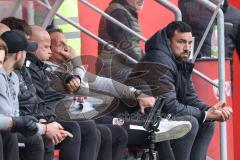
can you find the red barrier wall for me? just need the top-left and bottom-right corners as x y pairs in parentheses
(192, 60), (234, 160)
(228, 1), (240, 160)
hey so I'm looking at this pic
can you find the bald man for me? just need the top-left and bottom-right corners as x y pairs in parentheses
(29, 26), (52, 61)
(0, 23), (10, 36)
(18, 25), (84, 160)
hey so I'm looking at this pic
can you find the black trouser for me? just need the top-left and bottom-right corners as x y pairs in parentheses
(0, 131), (19, 160)
(95, 115), (128, 160)
(106, 124), (128, 160)
(42, 136), (54, 160)
(186, 119), (215, 160)
(78, 120), (99, 160)
(96, 124), (128, 160)
(43, 121), (81, 160)
(96, 124), (112, 160)
(18, 134), (44, 160)
(56, 121), (81, 160)
(170, 116), (215, 160)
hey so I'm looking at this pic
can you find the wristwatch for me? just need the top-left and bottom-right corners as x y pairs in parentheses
(129, 86), (142, 98)
(134, 89), (143, 98)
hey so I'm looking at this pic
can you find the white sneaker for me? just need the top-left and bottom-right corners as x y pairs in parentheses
(153, 118), (192, 142)
(129, 118), (191, 143)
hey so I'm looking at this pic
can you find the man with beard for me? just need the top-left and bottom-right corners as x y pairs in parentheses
(127, 21), (233, 160)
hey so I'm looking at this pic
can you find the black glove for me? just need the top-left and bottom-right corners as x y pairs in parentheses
(11, 115), (38, 137)
(64, 73), (74, 84)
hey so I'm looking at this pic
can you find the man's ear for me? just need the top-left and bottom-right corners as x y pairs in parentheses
(15, 51), (22, 61)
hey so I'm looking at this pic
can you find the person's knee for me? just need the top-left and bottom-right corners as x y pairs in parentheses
(62, 122), (81, 144)
(117, 127), (128, 146)
(79, 121), (98, 141)
(109, 125), (128, 146)
(176, 115), (199, 137)
(97, 125), (112, 144)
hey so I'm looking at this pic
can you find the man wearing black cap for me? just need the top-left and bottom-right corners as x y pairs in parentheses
(0, 30), (43, 160)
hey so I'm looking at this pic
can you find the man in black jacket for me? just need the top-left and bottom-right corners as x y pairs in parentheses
(138, 21), (233, 160)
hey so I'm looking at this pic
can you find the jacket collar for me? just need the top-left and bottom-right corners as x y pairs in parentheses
(175, 59), (194, 73)
(26, 54), (48, 69)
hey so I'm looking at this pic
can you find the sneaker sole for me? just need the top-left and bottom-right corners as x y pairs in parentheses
(153, 123), (191, 142)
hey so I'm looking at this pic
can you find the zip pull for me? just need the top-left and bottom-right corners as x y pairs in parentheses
(166, 114), (172, 120)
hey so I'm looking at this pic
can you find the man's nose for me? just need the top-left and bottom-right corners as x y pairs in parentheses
(48, 48), (52, 54)
(64, 45), (69, 52)
(184, 43), (191, 51)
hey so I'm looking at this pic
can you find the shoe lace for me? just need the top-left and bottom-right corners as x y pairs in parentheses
(161, 114), (172, 122)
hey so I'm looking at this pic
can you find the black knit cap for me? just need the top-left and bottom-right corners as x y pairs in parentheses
(0, 30), (37, 54)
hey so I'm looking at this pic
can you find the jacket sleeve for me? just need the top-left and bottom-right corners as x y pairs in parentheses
(160, 70), (206, 122)
(184, 77), (210, 111)
(0, 116), (9, 130)
(0, 75), (12, 130)
(107, 9), (141, 60)
(0, 75), (12, 115)
(85, 71), (136, 99)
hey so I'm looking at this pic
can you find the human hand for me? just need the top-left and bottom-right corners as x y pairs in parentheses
(206, 100), (233, 121)
(66, 76), (81, 93)
(45, 122), (73, 145)
(60, 45), (77, 61)
(220, 106), (233, 121)
(137, 93), (156, 114)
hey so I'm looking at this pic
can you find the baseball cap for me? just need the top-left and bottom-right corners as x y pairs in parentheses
(0, 30), (37, 54)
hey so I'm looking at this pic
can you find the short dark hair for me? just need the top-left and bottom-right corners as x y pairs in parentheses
(47, 28), (63, 35)
(0, 17), (32, 36)
(166, 21), (192, 39)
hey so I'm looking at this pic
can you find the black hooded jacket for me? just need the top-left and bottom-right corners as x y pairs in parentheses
(140, 28), (209, 123)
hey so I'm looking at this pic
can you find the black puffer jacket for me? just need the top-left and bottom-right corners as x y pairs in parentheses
(141, 28), (209, 123)
(25, 54), (65, 121)
(15, 67), (45, 120)
(179, 0), (240, 58)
